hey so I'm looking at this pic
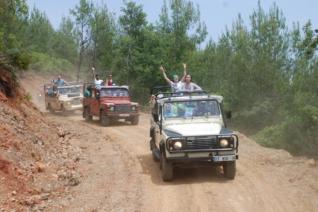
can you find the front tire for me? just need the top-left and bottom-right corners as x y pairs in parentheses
(160, 151), (173, 181)
(100, 111), (110, 126)
(84, 107), (92, 122)
(223, 161), (236, 179)
(150, 138), (159, 162)
(131, 116), (139, 125)
(48, 103), (55, 113)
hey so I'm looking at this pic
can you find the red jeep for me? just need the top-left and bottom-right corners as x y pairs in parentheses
(82, 84), (139, 126)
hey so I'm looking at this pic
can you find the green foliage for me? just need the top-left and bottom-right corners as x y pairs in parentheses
(255, 118), (318, 157)
(89, 4), (116, 70)
(51, 17), (77, 62)
(24, 8), (54, 53)
(29, 52), (74, 73)
(0, 0), (30, 70)
(70, 0), (94, 80)
(24, 92), (32, 101)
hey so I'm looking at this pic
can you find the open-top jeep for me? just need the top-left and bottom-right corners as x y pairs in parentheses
(82, 84), (139, 126)
(44, 83), (83, 113)
(149, 87), (239, 181)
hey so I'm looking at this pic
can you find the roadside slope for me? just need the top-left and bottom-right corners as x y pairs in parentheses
(0, 70), (81, 211)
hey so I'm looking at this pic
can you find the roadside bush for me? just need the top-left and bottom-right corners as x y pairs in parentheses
(29, 52), (75, 73)
(255, 118), (318, 157)
(232, 98), (278, 134)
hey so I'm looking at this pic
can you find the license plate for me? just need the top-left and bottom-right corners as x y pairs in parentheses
(119, 114), (130, 117)
(212, 155), (236, 162)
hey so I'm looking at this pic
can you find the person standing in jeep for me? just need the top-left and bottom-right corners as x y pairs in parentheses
(105, 74), (115, 86)
(160, 63), (187, 92)
(180, 74), (202, 91)
(54, 75), (66, 86)
(94, 74), (104, 89)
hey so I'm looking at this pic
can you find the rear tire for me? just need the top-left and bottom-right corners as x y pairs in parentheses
(223, 161), (236, 179)
(150, 138), (159, 162)
(84, 107), (92, 122)
(160, 151), (173, 181)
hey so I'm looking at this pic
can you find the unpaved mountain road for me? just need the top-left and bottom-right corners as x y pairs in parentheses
(21, 74), (318, 212)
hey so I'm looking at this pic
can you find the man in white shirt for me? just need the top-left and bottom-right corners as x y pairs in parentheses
(94, 74), (104, 89)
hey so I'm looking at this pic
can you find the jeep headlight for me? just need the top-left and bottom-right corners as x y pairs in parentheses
(131, 106), (136, 111)
(219, 139), (229, 147)
(173, 141), (183, 150)
(168, 139), (184, 151)
(108, 106), (114, 111)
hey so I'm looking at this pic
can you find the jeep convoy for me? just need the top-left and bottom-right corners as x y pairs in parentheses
(82, 84), (139, 126)
(149, 88), (239, 181)
(44, 83), (83, 113)
(44, 79), (239, 182)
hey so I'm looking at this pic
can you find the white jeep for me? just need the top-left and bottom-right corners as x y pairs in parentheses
(44, 83), (83, 113)
(149, 89), (239, 181)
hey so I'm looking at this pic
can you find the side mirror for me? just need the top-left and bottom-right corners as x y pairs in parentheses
(225, 111), (232, 119)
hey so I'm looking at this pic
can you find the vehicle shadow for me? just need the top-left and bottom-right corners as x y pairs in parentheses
(137, 154), (229, 185)
(81, 118), (133, 127)
(45, 110), (82, 117)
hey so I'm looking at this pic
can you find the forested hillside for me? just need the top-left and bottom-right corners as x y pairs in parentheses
(1, 0), (317, 156)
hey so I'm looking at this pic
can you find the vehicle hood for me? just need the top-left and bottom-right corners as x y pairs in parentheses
(100, 98), (131, 105)
(164, 122), (232, 137)
(58, 94), (82, 101)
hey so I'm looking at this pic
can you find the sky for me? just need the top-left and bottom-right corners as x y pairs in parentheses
(26, 0), (318, 42)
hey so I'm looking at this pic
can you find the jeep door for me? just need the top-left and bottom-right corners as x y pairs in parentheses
(154, 105), (163, 148)
(89, 98), (100, 116)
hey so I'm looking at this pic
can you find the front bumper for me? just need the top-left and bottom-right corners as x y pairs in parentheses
(64, 104), (83, 111)
(103, 112), (139, 118)
(166, 151), (238, 167)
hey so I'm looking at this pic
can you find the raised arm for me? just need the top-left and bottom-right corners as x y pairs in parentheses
(180, 63), (187, 82)
(160, 66), (173, 85)
(192, 82), (202, 91)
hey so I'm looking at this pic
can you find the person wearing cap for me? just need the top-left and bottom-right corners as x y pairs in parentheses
(105, 74), (115, 86)
(160, 63), (187, 92)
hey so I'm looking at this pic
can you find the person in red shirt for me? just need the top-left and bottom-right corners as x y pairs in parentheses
(105, 74), (115, 86)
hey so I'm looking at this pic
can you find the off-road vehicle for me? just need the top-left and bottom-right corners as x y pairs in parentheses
(149, 87), (239, 181)
(82, 84), (139, 126)
(44, 83), (83, 113)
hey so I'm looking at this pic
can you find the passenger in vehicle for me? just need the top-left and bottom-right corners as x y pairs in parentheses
(54, 75), (66, 86)
(94, 74), (104, 89)
(164, 103), (178, 118)
(179, 74), (202, 91)
(160, 63), (187, 92)
(84, 85), (93, 97)
(105, 74), (115, 86)
(193, 101), (207, 116)
(52, 85), (58, 96)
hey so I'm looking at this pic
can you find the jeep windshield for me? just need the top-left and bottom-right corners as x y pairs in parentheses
(58, 86), (81, 95)
(99, 88), (129, 97)
(163, 99), (220, 119)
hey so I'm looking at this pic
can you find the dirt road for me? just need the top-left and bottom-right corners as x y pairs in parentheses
(21, 74), (318, 212)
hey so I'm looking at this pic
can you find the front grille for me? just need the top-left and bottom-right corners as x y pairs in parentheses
(68, 93), (80, 97)
(185, 136), (218, 150)
(71, 98), (81, 105)
(115, 104), (131, 113)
